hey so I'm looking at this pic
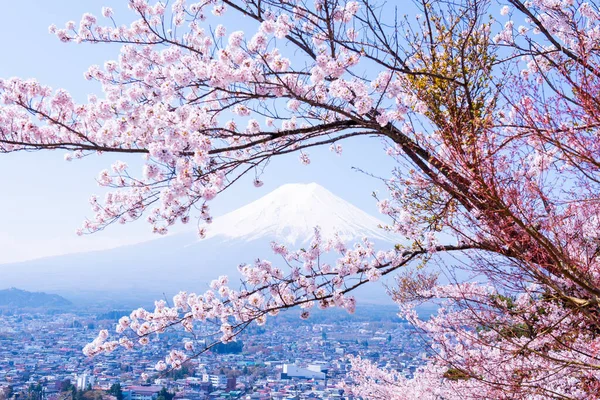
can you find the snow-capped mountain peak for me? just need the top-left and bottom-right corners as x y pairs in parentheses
(205, 182), (395, 245)
(0, 183), (399, 304)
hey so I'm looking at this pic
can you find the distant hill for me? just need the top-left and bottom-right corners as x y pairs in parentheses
(0, 287), (72, 308)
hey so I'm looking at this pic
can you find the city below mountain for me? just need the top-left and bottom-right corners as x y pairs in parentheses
(0, 183), (402, 307)
(0, 287), (72, 308)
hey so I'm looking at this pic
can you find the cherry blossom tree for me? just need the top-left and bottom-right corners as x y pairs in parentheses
(2, 0), (600, 398)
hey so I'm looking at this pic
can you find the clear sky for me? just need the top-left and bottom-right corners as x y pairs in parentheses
(0, 1), (397, 264)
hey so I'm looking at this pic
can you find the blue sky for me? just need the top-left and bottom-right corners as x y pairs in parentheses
(0, 1), (396, 263)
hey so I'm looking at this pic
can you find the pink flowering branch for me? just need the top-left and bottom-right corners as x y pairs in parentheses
(85, 231), (475, 366)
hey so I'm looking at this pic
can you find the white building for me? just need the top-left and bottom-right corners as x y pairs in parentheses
(201, 374), (227, 387)
(281, 364), (326, 380)
(76, 374), (95, 390)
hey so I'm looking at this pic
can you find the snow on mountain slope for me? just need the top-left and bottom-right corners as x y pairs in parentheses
(0, 183), (400, 305)
(204, 182), (395, 244)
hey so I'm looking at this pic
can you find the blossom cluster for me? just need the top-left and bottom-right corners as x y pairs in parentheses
(0, 0), (422, 237)
(83, 228), (411, 371)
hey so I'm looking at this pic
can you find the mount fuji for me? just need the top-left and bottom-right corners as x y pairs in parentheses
(205, 182), (396, 244)
(0, 183), (402, 307)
